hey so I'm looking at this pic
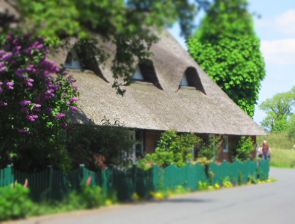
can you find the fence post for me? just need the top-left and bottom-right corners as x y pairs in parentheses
(47, 165), (53, 199)
(79, 164), (85, 185)
(5, 164), (14, 185)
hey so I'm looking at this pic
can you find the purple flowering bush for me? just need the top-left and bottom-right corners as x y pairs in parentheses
(0, 34), (78, 171)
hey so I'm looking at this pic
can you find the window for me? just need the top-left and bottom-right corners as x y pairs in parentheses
(132, 60), (162, 89)
(65, 50), (81, 69)
(223, 136), (229, 153)
(130, 130), (144, 163)
(133, 66), (144, 81)
(179, 67), (206, 94)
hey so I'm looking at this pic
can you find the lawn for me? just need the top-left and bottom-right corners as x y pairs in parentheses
(258, 132), (295, 168)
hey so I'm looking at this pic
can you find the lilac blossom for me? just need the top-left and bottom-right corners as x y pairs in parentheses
(6, 81), (14, 90)
(0, 62), (6, 73)
(56, 113), (66, 119)
(70, 106), (78, 111)
(19, 100), (32, 106)
(26, 114), (38, 122)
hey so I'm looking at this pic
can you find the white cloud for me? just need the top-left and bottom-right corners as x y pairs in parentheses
(261, 39), (295, 64)
(276, 9), (295, 35)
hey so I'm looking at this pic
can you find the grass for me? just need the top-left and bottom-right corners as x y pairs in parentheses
(258, 132), (295, 168)
(270, 148), (295, 168)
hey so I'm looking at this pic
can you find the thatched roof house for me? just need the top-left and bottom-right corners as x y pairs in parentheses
(0, 0), (264, 160)
(50, 31), (265, 161)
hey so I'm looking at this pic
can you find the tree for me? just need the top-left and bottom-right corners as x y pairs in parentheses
(0, 34), (78, 171)
(260, 87), (295, 132)
(188, 0), (265, 117)
(1, 0), (209, 94)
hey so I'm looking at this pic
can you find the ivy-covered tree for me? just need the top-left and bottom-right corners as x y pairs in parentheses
(188, 0), (265, 117)
(0, 34), (78, 171)
(1, 0), (210, 94)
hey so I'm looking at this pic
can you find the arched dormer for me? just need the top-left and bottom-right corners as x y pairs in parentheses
(132, 60), (162, 89)
(65, 49), (81, 69)
(179, 67), (206, 94)
(64, 45), (108, 82)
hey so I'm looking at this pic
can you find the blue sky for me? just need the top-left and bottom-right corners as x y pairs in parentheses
(169, 0), (295, 124)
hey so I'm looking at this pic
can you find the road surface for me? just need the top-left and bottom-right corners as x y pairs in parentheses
(20, 168), (295, 224)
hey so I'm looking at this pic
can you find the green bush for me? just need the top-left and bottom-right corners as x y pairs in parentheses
(67, 120), (134, 169)
(198, 136), (221, 161)
(234, 137), (255, 161)
(0, 184), (37, 221)
(138, 130), (201, 169)
(67, 185), (107, 209)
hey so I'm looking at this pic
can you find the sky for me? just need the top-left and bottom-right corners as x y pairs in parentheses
(169, 0), (295, 124)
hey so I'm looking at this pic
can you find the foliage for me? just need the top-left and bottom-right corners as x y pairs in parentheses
(198, 135), (221, 161)
(67, 121), (134, 169)
(138, 130), (201, 169)
(0, 34), (78, 171)
(188, 0), (265, 117)
(222, 177), (234, 188)
(67, 185), (107, 209)
(198, 181), (210, 190)
(6, 0), (208, 94)
(234, 136), (255, 161)
(0, 184), (37, 221)
(260, 86), (295, 132)
(287, 114), (295, 140)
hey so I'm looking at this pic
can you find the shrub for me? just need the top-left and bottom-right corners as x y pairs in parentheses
(138, 130), (201, 168)
(234, 137), (255, 161)
(67, 185), (107, 209)
(198, 136), (221, 161)
(0, 184), (37, 221)
(67, 120), (134, 169)
(0, 34), (78, 171)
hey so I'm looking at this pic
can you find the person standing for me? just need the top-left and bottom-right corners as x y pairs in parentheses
(262, 140), (271, 160)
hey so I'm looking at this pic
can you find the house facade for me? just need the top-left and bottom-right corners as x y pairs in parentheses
(47, 31), (265, 162)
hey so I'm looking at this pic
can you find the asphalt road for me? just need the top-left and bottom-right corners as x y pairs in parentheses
(20, 168), (295, 224)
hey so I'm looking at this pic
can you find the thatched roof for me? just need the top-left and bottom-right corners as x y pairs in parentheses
(62, 31), (265, 136)
(41, 29), (265, 136)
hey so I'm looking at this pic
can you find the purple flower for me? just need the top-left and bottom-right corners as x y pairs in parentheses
(26, 114), (38, 122)
(2, 52), (13, 60)
(34, 104), (41, 108)
(26, 78), (34, 87)
(56, 113), (66, 119)
(0, 87), (3, 94)
(26, 65), (37, 73)
(41, 59), (60, 73)
(16, 68), (27, 78)
(19, 100), (32, 106)
(70, 97), (79, 103)
(6, 81), (14, 90)
(0, 62), (6, 73)
(0, 50), (6, 57)
(70, 106), (78, 111)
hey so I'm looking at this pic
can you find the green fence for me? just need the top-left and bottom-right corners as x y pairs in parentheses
(0, 160), (270, 201)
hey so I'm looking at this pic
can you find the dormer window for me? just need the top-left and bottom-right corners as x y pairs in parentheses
(65, 50), (81, 69)
(179, 67), (206, 94)
(133, 67), (144, 81)
(132, 60), (162, 89)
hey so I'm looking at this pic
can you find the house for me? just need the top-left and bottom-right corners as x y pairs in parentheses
(0, 1), (265, 162)
(48, 31), (265, 162)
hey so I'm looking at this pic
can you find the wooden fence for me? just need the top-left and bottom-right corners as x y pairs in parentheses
(0, 160), (270, 201)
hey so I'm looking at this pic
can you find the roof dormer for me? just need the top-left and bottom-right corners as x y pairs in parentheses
(65, 49), (81, 69)
(179, 67), (206, 94)
(132, 60), (162, 89)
